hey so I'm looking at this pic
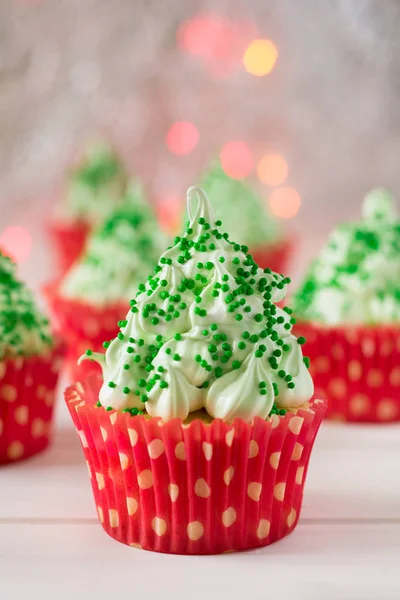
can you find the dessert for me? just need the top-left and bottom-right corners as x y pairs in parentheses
(66, 186), (325, 554)
(293, 188), (400, 422)
(0, 250), (63, 464)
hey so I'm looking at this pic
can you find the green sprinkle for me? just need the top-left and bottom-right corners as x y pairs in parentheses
(232, 360), (241, 370)
(297, 336), (306, 345)
(123, 387), (130, 394)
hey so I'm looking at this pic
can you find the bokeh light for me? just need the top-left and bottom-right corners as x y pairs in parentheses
(269, 187), (301, 218)
(0, 226), (32, 263)
(166, 122), (199, 156)
(243, 39), (278, 76)
(257, 154), (288, 186)
(177, 14), (232, 60)
(220, 141), (253, 179)
(157, 196), (183, 235)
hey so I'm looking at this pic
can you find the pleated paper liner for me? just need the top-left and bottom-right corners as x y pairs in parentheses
(47, 220), (90, 275)
(66, 374), (326, 554)
(44, 282), (127, 379)
(250, 238), (294, 275)
(294, 322), (400, 423)
(0, 341), (64, 465)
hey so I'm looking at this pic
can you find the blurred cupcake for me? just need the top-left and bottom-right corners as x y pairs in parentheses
(0, 250), (63, 464)
(293, 188), (400, 422)
(46, 182), (168, 380)
(48, 140), (129, 274)
(197, 161), (293, 273)
(65, 186), (325, 554)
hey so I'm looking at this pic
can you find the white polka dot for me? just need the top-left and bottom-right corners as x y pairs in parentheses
(222, 507), (237, 527)
(288, 416), (304, 435)
(37, 385), (47, 399)
(96, 472), (105, 490)
(248, 440), (259, 458)
(78, 430), (88, 448)
(349, 394), (370, 416)
(1, 384), (17, 402)
(377, 400), (397, 421)
(119, 453), (129, 470)
(223, 466), (234, 485)
(247, 482), (262, 501)
(225, 428), (235, 447)
(110, 413), (117, 425)
(362, 338), (375, 358)
(329, 378), (347, 398)
(97, 506), (104, 523)
(291, 443), (304, 461)
(138, 469), (153, 489)
(100, 427), (108, 442)
(0, 362), (5, 378)
(274, 482), (286, 501)
(269, 452), (281, 470)
(270, 414), (280, 428)
(152, 517), (167, 536)
(314, 356), (329, 373)
(348, 360), (362, 382)
(129, 542), (142, 549)
(389, 366), (400, 387)
(367, 369), (384, 388)
(187, 521), (204, 541)
(295, 466), (304, 485)
(175, 441), (186, 460)
(85, 461), (92, 477)
(127, 497), (138, 516)
(44, 391), (55, 407)
(202, 442), (213, 461)
(287, 508), (297, 528)
(7, 441), (24, 460)
(14, 405), (29, 426)
(257, 519), (271, 539)
(128, 428), (138, 446)
(168, 483), (179, 502)
(109, 509), (119, 528)
(195, 478), (211, 498)
(148, 439), (165, 459)
(31, 419), (46, 438)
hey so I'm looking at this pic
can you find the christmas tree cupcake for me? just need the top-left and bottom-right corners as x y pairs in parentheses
(0, 250), (63, 464)
(65, 186), (325, 554)
(293, 189), (400, 422)
(49, 140), (129, 274)
(197, 161), (292, 272)
(46, 183), (167, 379)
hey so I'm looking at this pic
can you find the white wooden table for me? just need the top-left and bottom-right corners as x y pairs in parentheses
(1, 380), (399, 600)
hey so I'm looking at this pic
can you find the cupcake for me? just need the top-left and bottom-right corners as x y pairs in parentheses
(197, 161), (292, 273)
(293, 188), (400, 422)
(0, 250), (64, 464)
(48, 141), (129, 274)
(65, 186), (325, 554)
(46, 182), (167, 380)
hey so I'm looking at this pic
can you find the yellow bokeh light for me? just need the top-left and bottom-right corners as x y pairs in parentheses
(269, 187), (301, 219)
(257, 154), (288, 186)
(243, 39), (277, 76)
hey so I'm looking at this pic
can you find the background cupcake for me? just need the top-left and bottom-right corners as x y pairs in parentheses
(198, 161), (293, 273)
(293, 189), (400, 423)
(46, 182), (168, 380)
(48, 140), (129, 274)
(66, 187), (325, 554)
(0, 250), (63, 464)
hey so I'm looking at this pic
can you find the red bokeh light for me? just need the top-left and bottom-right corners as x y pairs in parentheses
(166, 122), (199, 156)
(220, 141), (253, 179)
(269, 188), (302, 219)
(0, 226), (32, 263)
(157, 196), (183, 236)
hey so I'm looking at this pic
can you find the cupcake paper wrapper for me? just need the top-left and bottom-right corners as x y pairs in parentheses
(66, 375), (326, 554)
(250, 238), (293, 275)
(47, 221), (90, 275)
(44, 282), (126, 379)
(295, 322), (400, 423)
(0, 343), (64, 464)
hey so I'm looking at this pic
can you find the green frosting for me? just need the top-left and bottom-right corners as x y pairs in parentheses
(293, 188), (400, 325)
(196, 161), (282, 247)
(61, 182), (168, 305)
(63, 141), (128, 224)
(0, 250), (53, 359)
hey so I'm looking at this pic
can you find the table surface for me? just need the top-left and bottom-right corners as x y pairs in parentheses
(0, 377), (399, 600)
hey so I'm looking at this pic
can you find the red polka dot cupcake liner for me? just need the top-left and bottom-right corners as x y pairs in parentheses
(44, 282), (126, 380)
(47, 220), (90, 275)
(65, 375), (326, 555)
(0, 342), (64, 465)
(294, 322), (400, 423)
(250, 238), (294, 275)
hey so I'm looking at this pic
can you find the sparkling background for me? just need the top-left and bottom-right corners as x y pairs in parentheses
(1, 0), (400, 286)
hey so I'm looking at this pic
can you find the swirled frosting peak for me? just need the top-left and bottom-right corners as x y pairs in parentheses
(84, 187), (313, 422)
(293, 188), (400, 325)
